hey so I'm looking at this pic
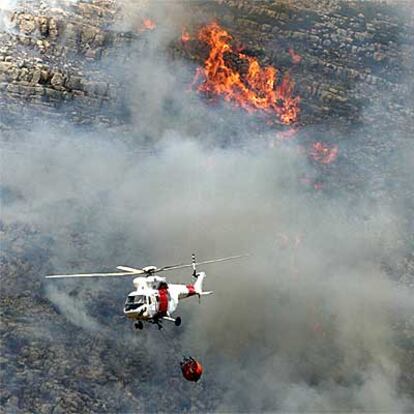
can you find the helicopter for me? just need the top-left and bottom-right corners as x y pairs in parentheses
(45, 254), (245, 330)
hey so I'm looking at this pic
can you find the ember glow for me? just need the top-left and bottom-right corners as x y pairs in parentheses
(139, 19), (156, 32)
(288, 48), (302, 64)
(193, 22), (300, 125)
(309, 142), (338, 164)
(269, 128), (298, 147)
(276, 128), (298, 141)
(181, 28), (191, 43)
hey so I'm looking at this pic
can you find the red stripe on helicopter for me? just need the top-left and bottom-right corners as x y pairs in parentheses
(186, 284), (196, 297)
(158, 288), (168, 314)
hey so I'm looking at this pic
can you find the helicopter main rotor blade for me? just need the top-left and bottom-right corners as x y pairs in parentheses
(45, 270), (144, 279)
(157, 263), (186, 271)
(155, 254), (249, 273)
(116, 266), (145, 273)
(46, 254), (249, 279)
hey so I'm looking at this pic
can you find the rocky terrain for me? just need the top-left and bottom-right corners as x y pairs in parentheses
(0, 0), (128, 127)
(1, 0), (413, 128)
(1, 1), (413, 413)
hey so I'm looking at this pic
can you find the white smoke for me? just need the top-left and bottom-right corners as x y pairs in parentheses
(2, 122), (413, 411)
(0, 0), (18, 10)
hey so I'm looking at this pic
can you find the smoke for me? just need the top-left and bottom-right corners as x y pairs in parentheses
(1, 0), (413, 412)
(0, 0), (18, 9)
(2, 125), (413, 412)
(0, 0), (15, 31)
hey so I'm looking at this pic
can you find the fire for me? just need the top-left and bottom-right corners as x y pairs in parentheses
(181, 28), (191, 43)
(300, 176), (324, 191)
(139, 19), (156, 32)
(193, 22), (300, 125)
(309, 142), (338, 164)
(288, 48), (302, 64)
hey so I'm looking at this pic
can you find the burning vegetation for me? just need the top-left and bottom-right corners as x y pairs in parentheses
(192, 22), (300, 125)
(288, 48), (303, 65)
(309, 142), (339, 165)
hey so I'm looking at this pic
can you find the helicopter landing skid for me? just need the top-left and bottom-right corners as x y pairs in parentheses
(162, 316), (182, 326)
(134, 321), (144, 330)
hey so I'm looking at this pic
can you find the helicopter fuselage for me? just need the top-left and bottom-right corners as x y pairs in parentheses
(123, 274), (203, 322)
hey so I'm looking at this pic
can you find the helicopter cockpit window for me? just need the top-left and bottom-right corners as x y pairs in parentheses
(134, 295), (146, 304)
(124, 295), (146, 311)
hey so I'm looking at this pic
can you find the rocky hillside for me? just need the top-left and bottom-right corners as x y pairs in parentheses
(0, 0), (128, 127)
(1, 0), (413, 128)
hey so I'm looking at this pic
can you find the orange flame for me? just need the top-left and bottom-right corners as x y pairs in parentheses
(139, 19), (156, 32)
(309, 142), (338, 164)
(193, 22), (300, 125)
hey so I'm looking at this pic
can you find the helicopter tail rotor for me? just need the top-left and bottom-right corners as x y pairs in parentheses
(192, 253), (197, 277)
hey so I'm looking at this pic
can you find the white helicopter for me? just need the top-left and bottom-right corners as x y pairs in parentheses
(45, 254), (245, 330)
